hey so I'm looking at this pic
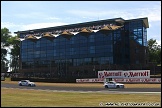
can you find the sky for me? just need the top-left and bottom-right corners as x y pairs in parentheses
(1, 1), (161, 43)
(1, 1), (161, 64)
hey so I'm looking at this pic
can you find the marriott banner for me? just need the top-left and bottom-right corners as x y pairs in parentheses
(98, 70), (150, 79)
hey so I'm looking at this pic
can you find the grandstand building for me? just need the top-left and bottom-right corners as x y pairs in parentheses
(15, 17), (149, 79)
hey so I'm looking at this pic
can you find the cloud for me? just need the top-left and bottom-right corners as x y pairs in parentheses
(14, 12), (61, 21)
(21, 22), (68, 30)
(135, 6), (161, 22)
(147, 34), (161, 45)
(156, 40), (161, 45)
(67, 6), (161, 22)
(1, 22), (20, 28)
(68, 10), (109, 18)
(1, 22), (22, 36)
(14, 12), (46, 19)
(46, 17), (60, 20)
(1, 22), (68, 35)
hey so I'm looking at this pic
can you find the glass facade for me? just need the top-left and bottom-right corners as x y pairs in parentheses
(126, 20), (147, 46)
(17, 17), (149, 78)
(21, 32), (113, 68)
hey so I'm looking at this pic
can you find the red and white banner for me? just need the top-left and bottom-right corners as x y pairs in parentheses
(113, 78), (161, 83)
(98, 70), (150, 79)
(76, 78), (104, 83)
(76, 78), (161, 83)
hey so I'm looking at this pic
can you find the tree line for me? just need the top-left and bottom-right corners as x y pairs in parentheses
(1, 28), (20, 73)
(1, 27), (161, 73)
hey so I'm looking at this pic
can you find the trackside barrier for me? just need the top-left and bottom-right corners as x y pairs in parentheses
(76, 78), (161, 83)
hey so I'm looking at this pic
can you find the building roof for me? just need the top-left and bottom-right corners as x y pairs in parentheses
(14, 17), (149, 34)
(125, 17), (149, 28)
(14, 17), (124, 34)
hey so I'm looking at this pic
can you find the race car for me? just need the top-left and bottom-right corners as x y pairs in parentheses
(104, 81), (124, 89)
(18, 80), (36, 87)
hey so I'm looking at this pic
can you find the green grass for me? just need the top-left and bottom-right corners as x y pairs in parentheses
(1, 88), (161, 107)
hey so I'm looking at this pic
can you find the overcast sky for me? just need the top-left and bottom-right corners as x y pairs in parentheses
(2, 1), (161, 44)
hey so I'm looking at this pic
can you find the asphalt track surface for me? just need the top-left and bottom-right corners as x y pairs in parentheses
(1, 83), (161, 94)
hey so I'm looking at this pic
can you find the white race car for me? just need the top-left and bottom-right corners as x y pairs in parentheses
(104, 81), (124, 89)
(18, 80), (36, 87)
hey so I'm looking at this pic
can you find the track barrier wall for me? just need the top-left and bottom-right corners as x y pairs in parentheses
(76, 78), (161, 83)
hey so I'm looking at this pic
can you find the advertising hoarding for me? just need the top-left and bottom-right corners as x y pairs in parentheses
(98, 70), (150, 79)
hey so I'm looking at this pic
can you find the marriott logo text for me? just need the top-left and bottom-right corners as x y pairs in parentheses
(127, 71), (149, 77)
(98, 70), (150, 78)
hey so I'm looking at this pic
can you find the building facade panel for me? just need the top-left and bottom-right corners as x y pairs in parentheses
(16, 17), (149, 78)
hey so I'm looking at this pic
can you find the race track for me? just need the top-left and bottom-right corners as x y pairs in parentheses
(1, 83), (161, 94)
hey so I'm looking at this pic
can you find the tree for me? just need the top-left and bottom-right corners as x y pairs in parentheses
(1, 28), (11, 73)
(7, 35), (20, 73)
(147, 38), (161, 64)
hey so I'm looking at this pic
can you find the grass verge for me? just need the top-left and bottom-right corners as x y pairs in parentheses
(1, 78), (161, 88)
(1, 88), (161, 107)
